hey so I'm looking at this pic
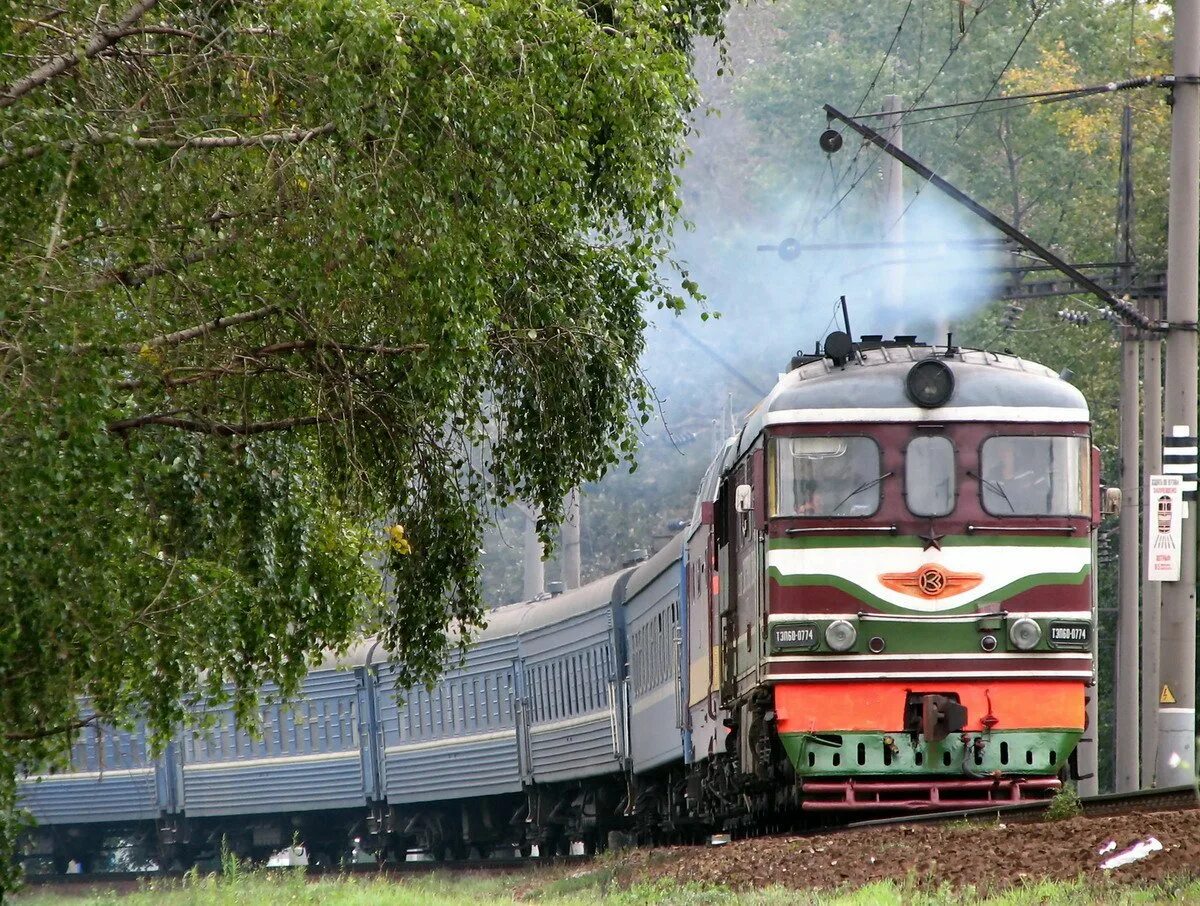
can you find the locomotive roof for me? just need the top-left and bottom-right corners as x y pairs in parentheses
(738, 344), (1088, 457)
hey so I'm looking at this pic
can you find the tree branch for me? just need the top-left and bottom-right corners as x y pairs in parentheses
(113, 338), (425, 389)
(110, 24), (202, 41)
(6, 714), (99, 743)
(91, 236), (235, 289)
(0, 0), (161, 109)
(252, 339), (427, 357)
(127, 303), (280, 353)
(0, 124), (335, 170)
(107, 413), (333, 436)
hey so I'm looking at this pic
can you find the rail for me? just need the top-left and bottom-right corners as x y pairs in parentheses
(847, 783), (1199, 830)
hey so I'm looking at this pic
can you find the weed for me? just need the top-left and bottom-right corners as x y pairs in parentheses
(1045, 785), (1082, 821)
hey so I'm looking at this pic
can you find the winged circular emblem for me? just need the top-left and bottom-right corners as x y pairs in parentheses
(878, 563), (982, 599)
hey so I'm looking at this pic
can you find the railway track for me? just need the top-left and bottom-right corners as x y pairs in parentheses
(848, 783), (1200, 829)
(22, 787), (1199, 893)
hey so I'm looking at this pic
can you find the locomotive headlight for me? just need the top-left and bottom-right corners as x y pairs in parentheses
(1009, 617), (1042, 651)
(825, 620), (858, 652)
(905, 359), (955, 408)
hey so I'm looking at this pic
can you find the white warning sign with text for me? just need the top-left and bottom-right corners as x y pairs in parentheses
(1147, 474), (1184, 582)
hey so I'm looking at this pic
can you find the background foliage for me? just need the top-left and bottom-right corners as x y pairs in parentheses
(0, 0), (728, 889)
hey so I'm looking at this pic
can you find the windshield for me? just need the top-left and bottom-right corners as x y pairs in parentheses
(980, 435), (1090, 516)
(773, 436), (882, 517)
(906, 436), (955, 516)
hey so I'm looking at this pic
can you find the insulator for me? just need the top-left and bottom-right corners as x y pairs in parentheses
(1056, 309), (1091, 326)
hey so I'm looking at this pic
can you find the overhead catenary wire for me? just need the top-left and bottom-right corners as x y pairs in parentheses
(883, 1), (1047, 236)
(816, 0), (923, 224)
(888, 80), (1158, 129)
(814, 0), (995, 230)
(952, 3), (1047, 140)
(852, 0), (916, 117)
(850, 74), (1160, 123)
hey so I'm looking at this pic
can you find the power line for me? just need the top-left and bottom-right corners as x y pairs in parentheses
(820, 1), (922, 216)
(883, 2), (1046, 236)
(851, 75), (1160, 122)
(953, 4), (1046, 140)
(814, 0), (994, 230)
(852, 0), (916, 117)
(890, 80), (1157, 129)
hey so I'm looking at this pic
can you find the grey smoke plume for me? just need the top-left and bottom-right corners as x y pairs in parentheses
(643, 122), (1005, 441)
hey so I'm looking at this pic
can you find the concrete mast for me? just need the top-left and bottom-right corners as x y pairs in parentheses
(1141, 314), (1163, 786)
(1115, 102), (1141, 793)
(1115, 332), (1141, 792)
(522, 506), (545, 601)
(562, 488), (581, 591)
(1156, 0), (1200, 786)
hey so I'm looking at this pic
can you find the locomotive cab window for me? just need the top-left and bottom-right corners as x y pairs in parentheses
(906, 436), (955, 517)
(773, 436), (882, 517)
(979, 435), (1090, 516)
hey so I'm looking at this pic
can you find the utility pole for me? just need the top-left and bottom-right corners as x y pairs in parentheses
(882, 95), (905, 317)
(1112, 99), (1167, 789)
(522, 505), (545, 601)
(1157, 0), (1200, 787)
(1141, 306), (1163, 786)
(562, 488), (581, 590)
(1116, 330), (1141, 792)
(1115, 102), (1140, 793)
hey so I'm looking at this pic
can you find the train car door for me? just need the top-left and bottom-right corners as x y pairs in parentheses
(511, 659), (533, 784)
(686, 506), (722, 759)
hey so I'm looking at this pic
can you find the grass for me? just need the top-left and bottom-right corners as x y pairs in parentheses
(13, 868), (1200, 906)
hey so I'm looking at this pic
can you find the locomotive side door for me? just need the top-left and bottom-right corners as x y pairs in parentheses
(722, 446), (767, 700)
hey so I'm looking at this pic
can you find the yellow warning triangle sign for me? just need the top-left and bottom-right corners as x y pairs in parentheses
(1161, 684), (1177, 705)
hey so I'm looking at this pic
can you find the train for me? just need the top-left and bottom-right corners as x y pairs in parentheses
(16, 333), (1099, 871)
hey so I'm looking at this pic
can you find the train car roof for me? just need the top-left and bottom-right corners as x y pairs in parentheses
(738, 345), (1088, 457)
(624, 529), (686, 602)
(318, 575), (625, 671)
(516, 571), (626, 634)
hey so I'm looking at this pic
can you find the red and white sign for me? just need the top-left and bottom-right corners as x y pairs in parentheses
(1147, 474), (1184, 582)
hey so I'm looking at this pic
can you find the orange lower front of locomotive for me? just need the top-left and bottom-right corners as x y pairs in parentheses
(773, 680), (1085, 811)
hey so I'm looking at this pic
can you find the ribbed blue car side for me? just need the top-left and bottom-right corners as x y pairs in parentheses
(177, 668), (370, 818)
(18, 719), (163, 825)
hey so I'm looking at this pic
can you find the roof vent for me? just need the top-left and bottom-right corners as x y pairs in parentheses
(622, 549), (649, 568)
(894, 334), (917, 345)
(546, 581), (564, 597)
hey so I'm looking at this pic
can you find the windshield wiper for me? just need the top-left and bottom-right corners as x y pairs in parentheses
(830, 471), (894, 515)
(968, 470), (1014, 512)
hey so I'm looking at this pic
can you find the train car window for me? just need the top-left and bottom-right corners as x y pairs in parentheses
(980, 435), (1090, 516)
(773, 436), (882, 517)
(906, 436), (955, 516)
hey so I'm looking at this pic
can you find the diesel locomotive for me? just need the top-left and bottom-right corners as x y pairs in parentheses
(17, 334), (1098, 869)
